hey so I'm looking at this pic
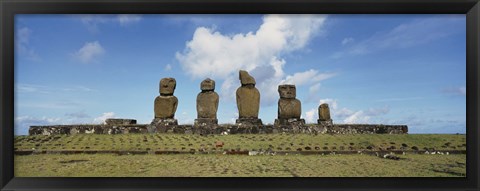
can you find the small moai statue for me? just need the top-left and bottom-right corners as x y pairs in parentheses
(149, 77), (178, 133)
(194, 78), (219, 128)
(235, 70), (263, 126)
(318, 103), (333, 126)
(274, 84), (305, 127)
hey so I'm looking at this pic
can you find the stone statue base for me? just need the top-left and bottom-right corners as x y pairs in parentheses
(274, 118), (307, 133)
(318, 119), (333, 126)
(148, 118), (178, 133)
(274, 118), (305, 126)
(236, 118), (263, 126)
(194, 118), (218, 127)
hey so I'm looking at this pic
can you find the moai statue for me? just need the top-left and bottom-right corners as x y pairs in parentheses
(194, 78), (219, 128)
(274, 84), (305, 127)
(149, 77), (178, 133)
(235, 70), (263, 126)
(318, 103), (333, 126)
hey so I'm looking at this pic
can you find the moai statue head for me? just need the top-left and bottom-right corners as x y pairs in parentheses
(200, 78), (215, 91)
(278, 84), (296, 99)
(318, 103), (331, 121)
(159, 78), (176, 95)
(239, 70), (256, 86)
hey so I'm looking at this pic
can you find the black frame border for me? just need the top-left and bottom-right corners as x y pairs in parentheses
(1, 0), (479, 190)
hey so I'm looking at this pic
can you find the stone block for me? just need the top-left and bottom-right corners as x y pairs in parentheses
(105, 118), (137, 125)
(235, 118), (263, 126)
(148, 118), (178, 133)
(194, 118), (218, 127)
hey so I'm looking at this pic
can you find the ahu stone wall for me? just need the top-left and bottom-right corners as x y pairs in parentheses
(29, 122), (407, 136)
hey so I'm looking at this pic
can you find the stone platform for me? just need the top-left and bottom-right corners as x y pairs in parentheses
(29, 123), (408, 135)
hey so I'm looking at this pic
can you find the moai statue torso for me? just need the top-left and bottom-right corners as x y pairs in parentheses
(154, 78), (178, 119)
(277, 85), (301, 119)
(196, 78), (219, 119)
(236, 70), (260, 119)
(318, 103), (331, 121)
(317, 103), (333, 126)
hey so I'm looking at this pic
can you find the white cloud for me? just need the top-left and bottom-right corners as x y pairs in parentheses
(93, 112), (115, 124)
(281, 69), (336, 86)
(73, 41), (105, 63)
(333, 17), (463, 58)
(341, 37), (354, 45)
(15, 116), (62, 135)
(305, 108), (317, 123)
(176, 14), (330, 105)
(117, 14), (142, 26)
(15, 27), (40, 61)
(344, 111), (370, 124)
(165, 64), (172, 71)
(315, 98), (390, 124)
(319, 98), (338, 110)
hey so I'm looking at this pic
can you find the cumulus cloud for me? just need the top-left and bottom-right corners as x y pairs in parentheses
(72, 41), (105, 63)
(311, 98), (390, 124)
(15, 27), (40, 61)
(176, 14), (331, 105)
(93, 112), (115, 124)
(305, 108), (317, 123)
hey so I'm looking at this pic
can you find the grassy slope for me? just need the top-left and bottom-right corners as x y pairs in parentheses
(14, 134), (466, 177)
(15, 154), (466, 177)
(15, 134), (466, 152)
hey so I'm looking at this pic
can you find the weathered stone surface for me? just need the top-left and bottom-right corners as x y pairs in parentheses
(274, 118), (305, 126)
(318, 103), (332, 121)
(236, 70), (260, 120)
(28, 124), (148, 135)
(148, 118), (178, 133)
(235, 118), (263, 126)
(194, 118), (218, 127)
(154, 96), (178, 119)
(276, 85), (304, 128)
(196, 78), (219, 120)
(28, 123), (408, 135)
(154, 78), (178, 119)
(318, 120), (333, 127)
(200, 78), (215, 91)
(278, 84), (296, 99)
(278, 97), (302, 119)
(105, 118), (137, 125)
(327, 124), (408, 134)
(239, 70), (255, 85)
(159, 77), (176, 95)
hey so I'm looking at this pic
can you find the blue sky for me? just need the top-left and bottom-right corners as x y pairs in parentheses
(14, 14), (466, 135)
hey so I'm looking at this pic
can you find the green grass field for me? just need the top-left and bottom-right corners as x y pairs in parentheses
(14, 134), (466, 152)
(14, 134), (467, 177)
(15, 154), (466, 177)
